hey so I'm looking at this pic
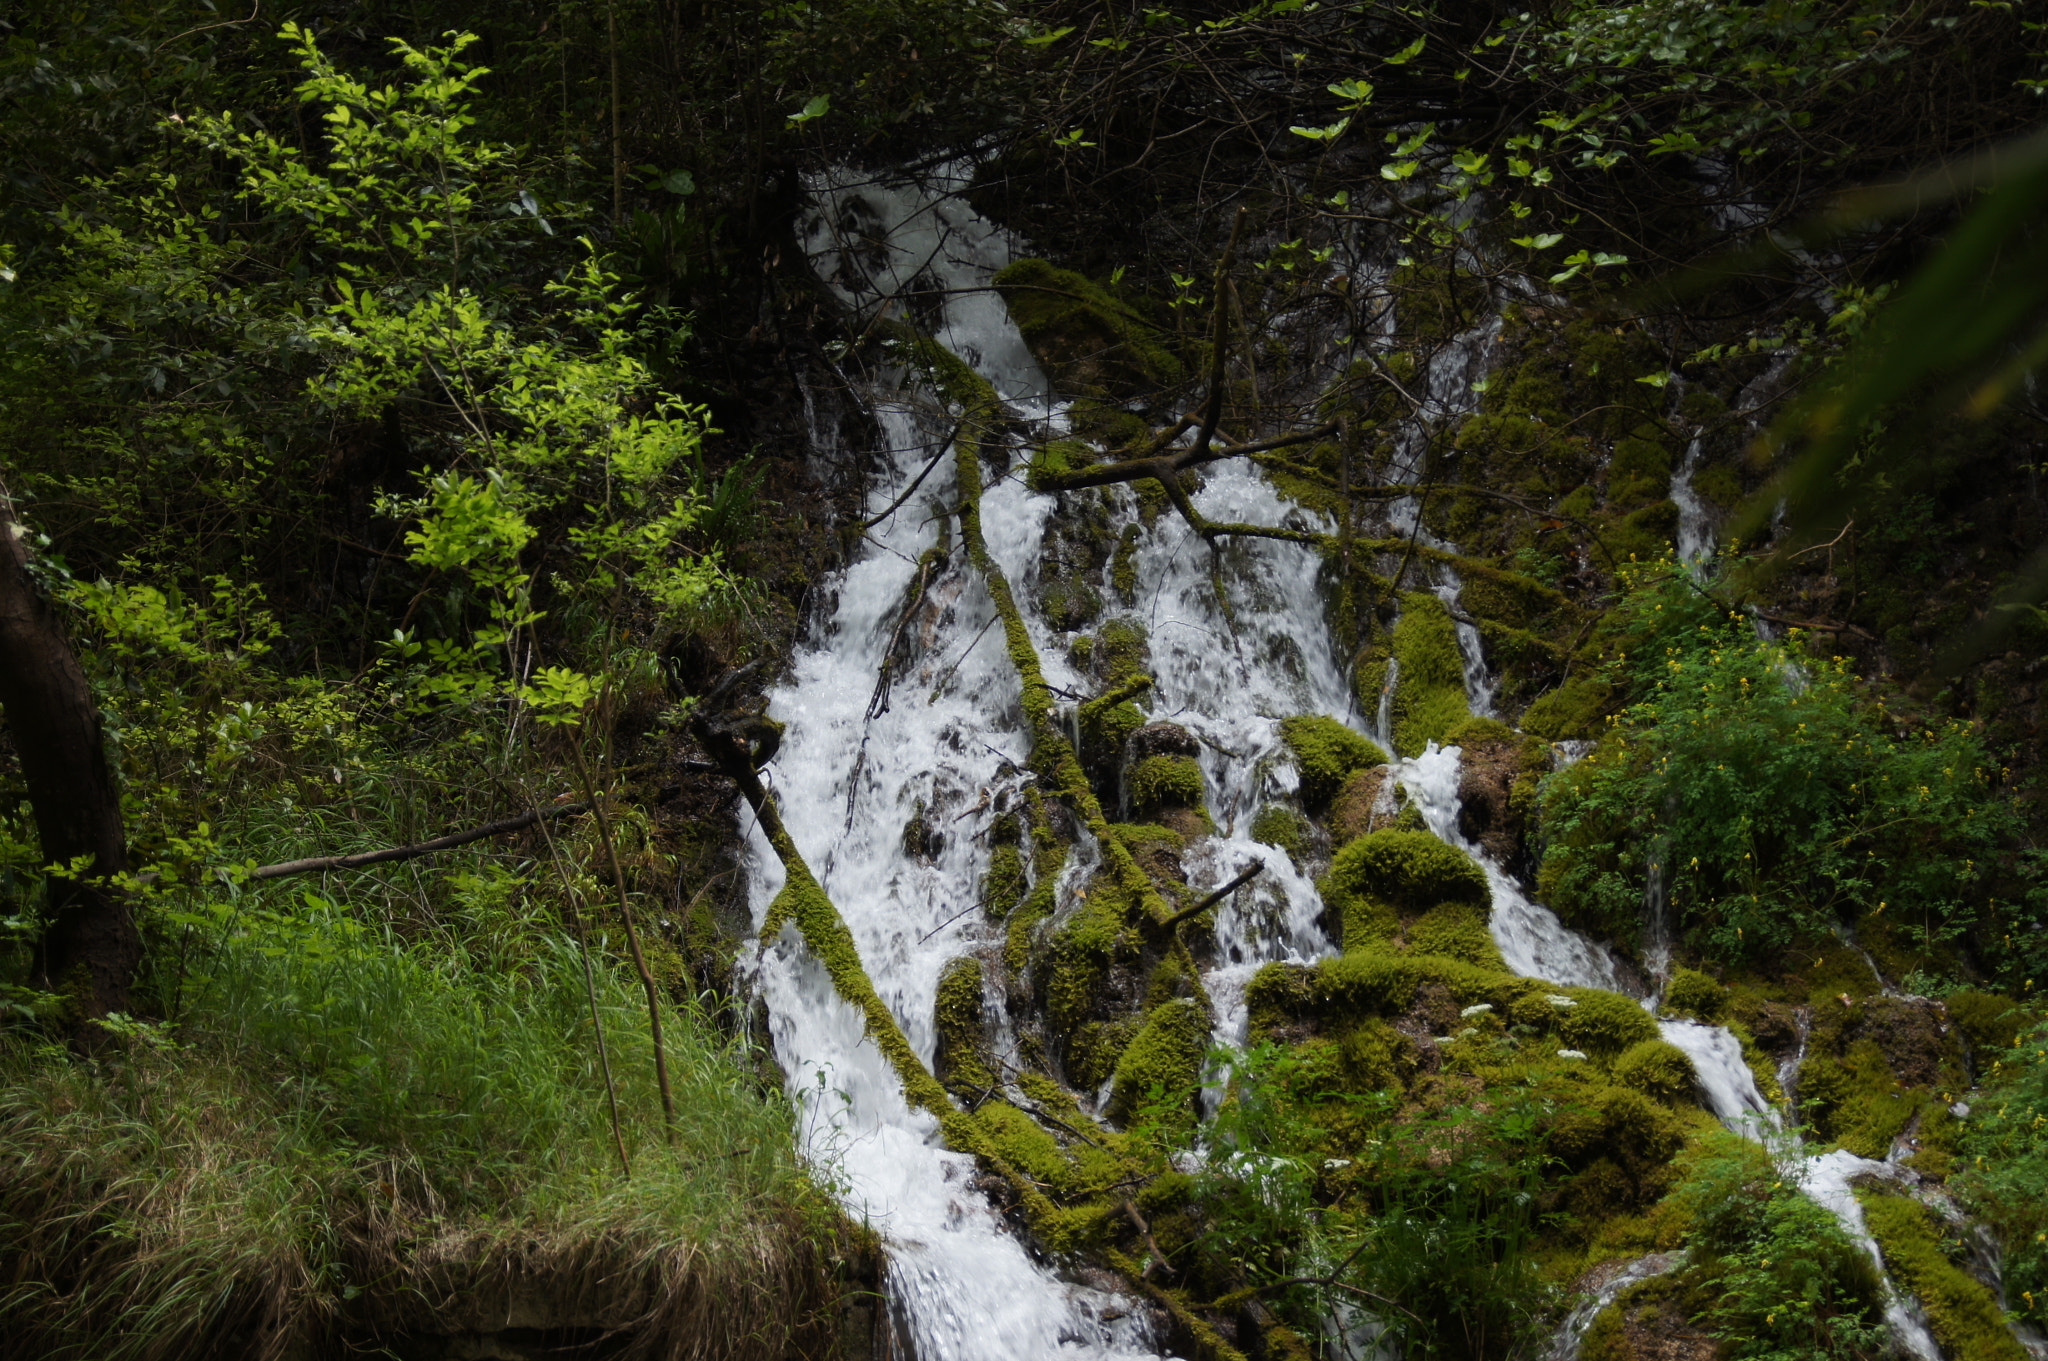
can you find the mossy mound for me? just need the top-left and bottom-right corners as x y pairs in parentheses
(1556, 989), (1661, 1060)
(1946, 989), (2025, 1056)
(1106, 999), (1209, 1128)
(980, 845), (1027, 919)
(1326, 828), (1490, 914)
(993, 258), (1184, 400)
(1860, 1193), (2029, 1361)
(1519, 674), (1618, 741)
(1250, 805), (1309, 861)
(1387, 592), (1473, 757)
(1279, 715), (1388, 806)
(1661, 968), (1727, 1023)
(934, 956), (992, 1088)
(1405, 901), (1505, 969)
(1130, 754), (1204, 815)
(1611, 1039), (1698, 1107)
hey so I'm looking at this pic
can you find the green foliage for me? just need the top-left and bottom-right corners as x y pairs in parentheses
(1278, 714), (1387, 806)
(1955, 1016), (2048, 1328)
(1671, 1134), (1889, 1361)
(1538, 566), (2013, 967)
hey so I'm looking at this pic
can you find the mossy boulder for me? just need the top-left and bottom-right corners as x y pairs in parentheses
(1327, 767), (1389, 846)
(1860, 1193), (2029, 1361)
(1326, 829), (1490, 914)
(1557, 989), (1661, 1060)
(1039, 573), (1103, 632)
(994, 258), (1184, 400)
(1388, 592), (1473, 757)
(1106, 999), (1209, 1128)
(934, 956), (991, 1088)
(1662, 968), (1728, 1023)
(1519, 674), (1618, 741)
(1130, 753), (1205, 816)
(1405, 901), (1505, 969)
(1612, 1039), (1699, 1107)
(1279, 715), (1388, 807)
(1250, 805), (1309, 861)
(1946, 989), (2025, 1057)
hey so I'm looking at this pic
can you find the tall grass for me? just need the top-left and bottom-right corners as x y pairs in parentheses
(0, 894), (854, 1360)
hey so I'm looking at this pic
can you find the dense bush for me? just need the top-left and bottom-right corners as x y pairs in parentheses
(1538, 567), (2014, 968)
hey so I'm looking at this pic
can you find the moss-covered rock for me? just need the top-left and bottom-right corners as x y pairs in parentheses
(1388, 592), (1473, 757)
(1860, 1193), (2029, 1361)
(1662, 968), (1728, 1023)
(1039, 572), (1103, 632)
(1557, 989), (1662, 1060)
(994, 258), (1185, 400)
(1279, 715), (1388, 807)
(1327, 767), (1390, 846)
(1519, 675), (1619, 741)
(1611, 1039), (1699, 1107)
(1326, 829), (1490, 914)
(1405, 901), (1506, 969)
(1250, 805), (1309, 861)
(1130, 754), (1205, 815)
(934, 956), (993, 1088)
(981, 845), (1028, 919)
(1106, 998), (1209, 1128)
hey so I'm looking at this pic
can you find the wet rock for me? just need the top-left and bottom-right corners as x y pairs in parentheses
(1129, 721), (1200, 760)
(1327, 766), (1388, 845)
(1455, 737), (1525, 866)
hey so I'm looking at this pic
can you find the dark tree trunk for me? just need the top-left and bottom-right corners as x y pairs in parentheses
(0, 488), (138, 1025)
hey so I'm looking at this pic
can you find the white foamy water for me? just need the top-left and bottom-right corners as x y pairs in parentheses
(757, 167), (1160, 1360)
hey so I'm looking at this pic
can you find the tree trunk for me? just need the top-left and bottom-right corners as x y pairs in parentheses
(0, 489), (138, 1026)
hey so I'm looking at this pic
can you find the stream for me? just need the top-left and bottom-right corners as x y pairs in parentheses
(739, 163), (1976, 1360)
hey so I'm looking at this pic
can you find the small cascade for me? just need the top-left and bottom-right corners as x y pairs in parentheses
(760, 167), (1164, 1360)
(1397, 744), (1631, 993)
(1544, 1254), (1682, 1361)
(1641, 857), (1673, 999)
(1670, 430), (1714, 568)
(1657, 1019), (1777, 1133)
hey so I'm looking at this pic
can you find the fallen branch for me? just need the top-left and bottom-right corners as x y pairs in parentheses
(1155, 861), (1263, 931)
(250, 802), (591, 879)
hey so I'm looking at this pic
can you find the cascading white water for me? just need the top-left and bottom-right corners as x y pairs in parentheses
(754, 167), (1163, 1360)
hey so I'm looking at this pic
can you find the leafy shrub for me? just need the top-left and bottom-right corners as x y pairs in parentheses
(1538, 567), (2013, 967)
(1670, 1134), (1889, 1361)
(1955, 1016), (2048, 1330)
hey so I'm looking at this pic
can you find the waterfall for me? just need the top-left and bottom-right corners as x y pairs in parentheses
(755, 162), (1965, 1361)
(754, 166), (1163, 1360)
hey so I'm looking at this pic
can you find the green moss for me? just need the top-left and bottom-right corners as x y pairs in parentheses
(981, 845), (1027, 919)
(1558, 989), (1662, 1060)
(1406, 901), (1506, 969)
(1326, 829), (1490, 915)
(1947, 989), (2025, 1057)
(1250, 805), (1309, 861)
(1611, 1039), (1698, 1106)
(1662, 968), (1728, 1023)
(1441, 715), (1515, 748)
(1039, 573), (1104, 632)
(1797, 1037), (1924, 1158)
(1106, 999), (1210, 1129)
(1389, 592), (1472, 757)
(1065, 1019), (1139, 1093)
(1278, 715), (1388, 806)
(1096, 616), (1151, 683)
(1070, 397), (1152, 451)
(1519, 674), (1618, 741)
(974, 1100), (1074, 1193)
(993, 258), (1185, 399)
(1006, 853), (1065, 971)
(935, 956), (993, 1089)
(1860, 1194), (2028, 1361)
(1111, 523), (1141, 602)
(1130, 754), (1205, 814)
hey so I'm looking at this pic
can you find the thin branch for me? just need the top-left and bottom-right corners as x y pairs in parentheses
(250, 802), (591, 879)
(1156, 861), (1263, 931)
